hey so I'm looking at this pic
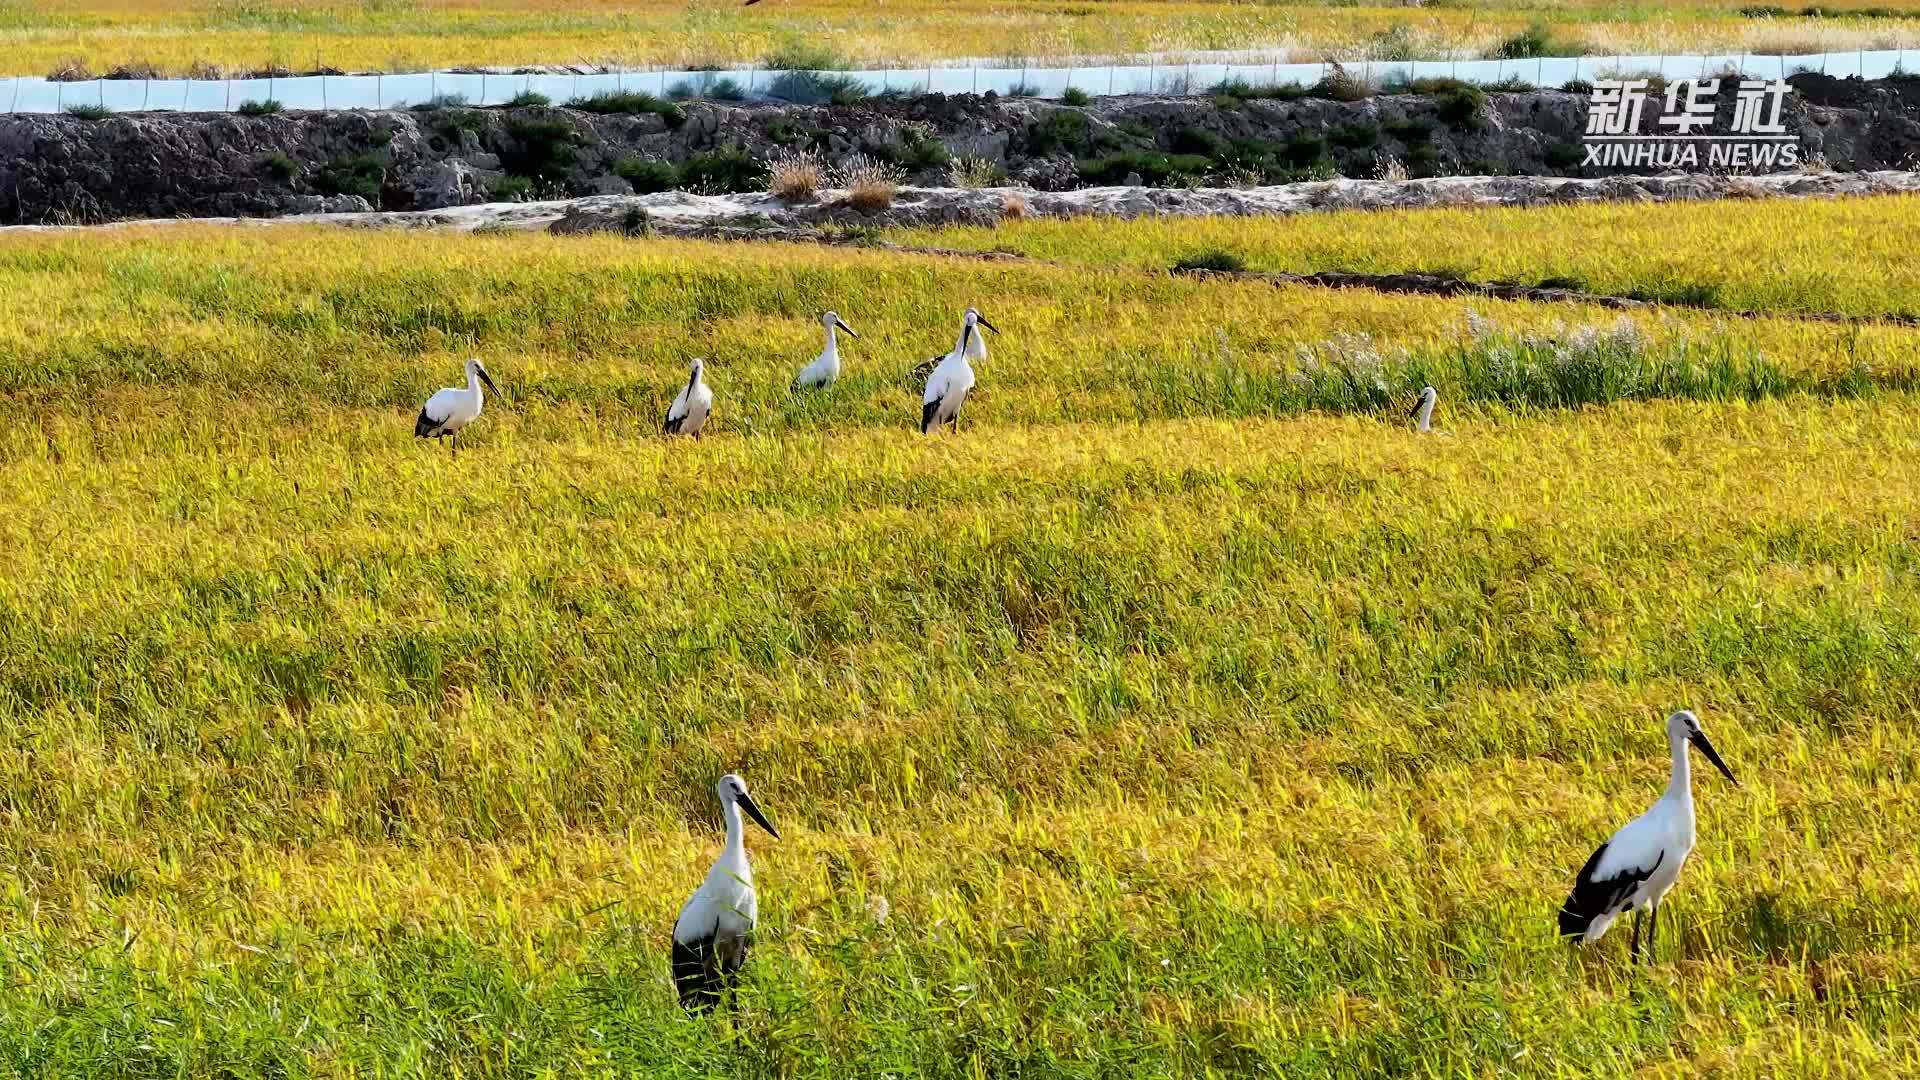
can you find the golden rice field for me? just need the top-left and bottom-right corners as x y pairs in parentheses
(3, 222), (1920, 1075)
(7, 0), (1920, 78)
(892, 192), (1920, 320)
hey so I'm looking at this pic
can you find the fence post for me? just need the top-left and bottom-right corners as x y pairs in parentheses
(8, 79), (18, 114)
(142, 79), (150, 111)
(377, 74), (383, 108)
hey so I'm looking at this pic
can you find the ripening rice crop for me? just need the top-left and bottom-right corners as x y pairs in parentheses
(1, 223), (1920, 1075)
(891, 192), (1920, 321)
(7, 0), (1920, 79)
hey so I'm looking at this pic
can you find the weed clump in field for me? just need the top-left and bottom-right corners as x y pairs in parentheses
(1077, 149), (1213, 186)
(1062, 86), (1091, 106)
(488, 175), (534, 201)
(1208, 77), (1311, 107)
(669, 76), (745, 101)
(768, 151), (825, 201)
(948, 156), (1006, 188)
(505, 90), (550, 108)
(614, 157), (679, 194)
(837, 155), (904, 211)
(237, 98), (283, 116)
(500, 117), (582, 182)
(260, 151), (298, 181)
(1313, 65), (1371, 102)
(565, 90), (686, 127)
(63, 103), (113, 120)
(1027, 110), (1092, 156)
(315, 152), (386, 204)
(1435, 84), (1488, 131)
(47, 58), (93, 82)
(1494, 21), (1586, 59)
(1172, 250), (1246, 273)
(767, 70), (869, 105)
(763, 41), (849, 72)
(678, 145), (764, 193)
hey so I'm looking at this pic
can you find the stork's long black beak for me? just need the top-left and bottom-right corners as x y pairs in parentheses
(1407, 398), (1421, 419)
(835, 317), (859, 339)
(738, 790), (780, 838)
(1690, 730), (1738, 785)
(976, 315), (1000, 334)
(479, 369), (504, 402)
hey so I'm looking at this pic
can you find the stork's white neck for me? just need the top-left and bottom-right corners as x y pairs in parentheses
(721, 797), (747, 863)
(1416, 395), (1434, 432)
(823, 323), (840, 358)
(1664, 728), (1693, 805)
(467, 369), (484, 398)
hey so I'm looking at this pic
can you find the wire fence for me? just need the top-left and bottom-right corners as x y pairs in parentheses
(5, 49), (1916, 114)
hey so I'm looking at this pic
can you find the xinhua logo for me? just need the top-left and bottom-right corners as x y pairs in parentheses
(1583, 79), (1798, 170)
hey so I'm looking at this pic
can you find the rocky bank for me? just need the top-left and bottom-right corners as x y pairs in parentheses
(4, 73), (1918, 225)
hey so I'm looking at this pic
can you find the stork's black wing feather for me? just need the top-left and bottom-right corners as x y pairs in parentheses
(1558, 842), (1662, 939)
(414, 408), (441, 438)
(665, 414), (684, 435)
(920, 398), (941, 434)
(672, 933), (753, 1013)
(672, 937), (722, 1013)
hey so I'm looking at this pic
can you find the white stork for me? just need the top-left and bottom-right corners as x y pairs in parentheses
(921, 308), (997, 435)
(793, 311), (859, 390)
(672, 773), (780, 1013)
(1409, 385), (1437, 433)
(664, 358), (714, 437)
(1558, 709), (1739, 962)
(414, 358), (502, 456)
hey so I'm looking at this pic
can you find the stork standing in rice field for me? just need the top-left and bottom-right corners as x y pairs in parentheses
(1558, 709), (1739, 963)
(921, 307), (997, 435)
(672, 773), (780, 1013)
(414, 358), (502, 457)
(794, 311), (860, 391)
(1410, 385), (1438, 433)
(665, 358), (714, 437)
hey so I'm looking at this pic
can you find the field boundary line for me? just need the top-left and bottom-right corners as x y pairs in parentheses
(695, 229), (1920, 330)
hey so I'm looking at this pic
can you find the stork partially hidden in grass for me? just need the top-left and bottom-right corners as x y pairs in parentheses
(1558, 709), (1739, 963)
(921, 307), (997, 435)
(665, 358), (714, 437)
(672, 773), (780, 1013)
(1410, 385), (1438, 433)
(414, 358), (502, 456)
(794, 311), (859, 390)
